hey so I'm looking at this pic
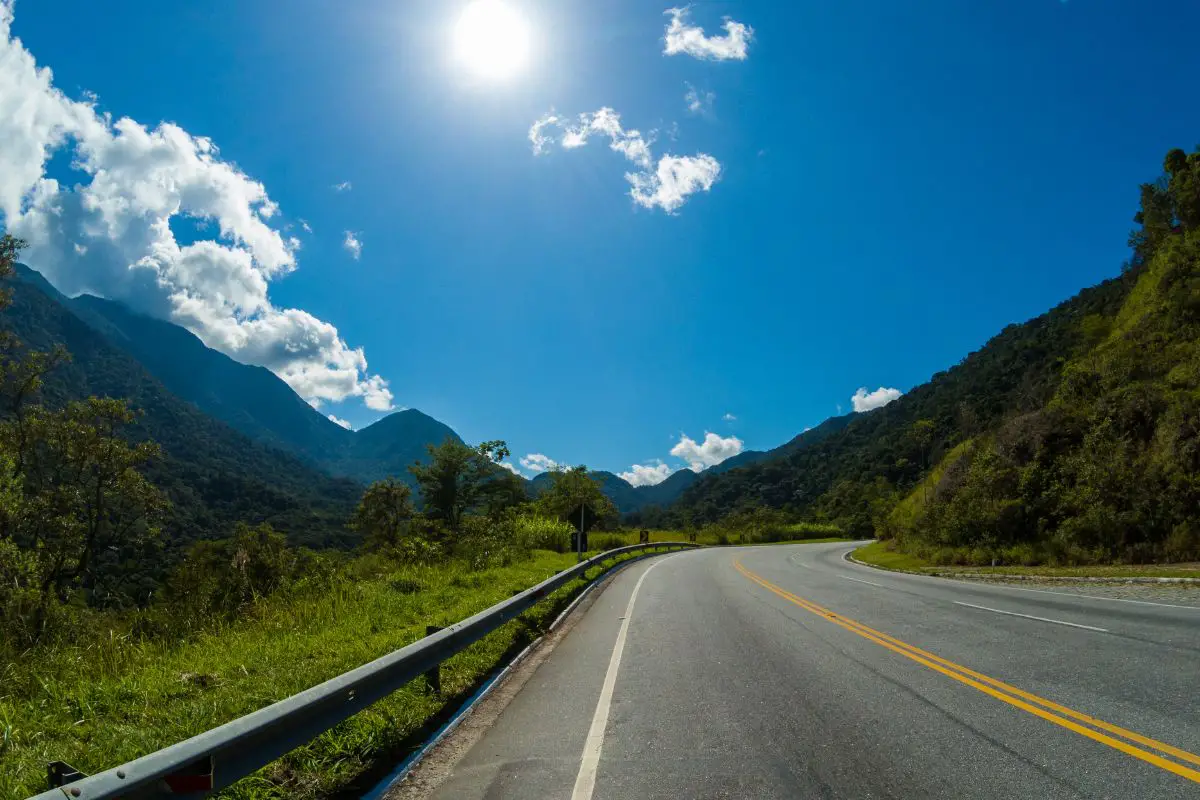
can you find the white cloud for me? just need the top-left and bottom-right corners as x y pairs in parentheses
(851, 386), (903, 413)
(684, 83), (714, 114)
(327, 413), (352, 430)
(619, 461), (675, 487)
(528, 106), (720, 213)
(343, 231), (362, 260)
(670, 431), (743, 472)
(528, 113), (559, 155)
(722, 412), (736, 421)
(299, 218), (312, 234)
(496, 461), (524, 476)
(332, 181), (352, 192)
(520, 453), (561, 474)
(628, 154), (720, 213)
(0, 3), (393, 412)
(663, 7), (753, 61)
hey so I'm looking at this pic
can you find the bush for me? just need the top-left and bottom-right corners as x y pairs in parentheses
(514, 515), (573, 553)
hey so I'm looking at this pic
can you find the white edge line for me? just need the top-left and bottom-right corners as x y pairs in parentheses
(370, 552), (670, 798)
(954, 601), (1109, 632)
(840, 575), (884, 588)
(571, 559), (664, 800)
(975, 582), (1200, 611)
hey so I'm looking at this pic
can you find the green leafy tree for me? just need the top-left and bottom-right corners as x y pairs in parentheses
(349, 478), (415, 551)
(534, 466), (617, 528)
(408, 438), (520, 530)
(11, 398), (167, 605)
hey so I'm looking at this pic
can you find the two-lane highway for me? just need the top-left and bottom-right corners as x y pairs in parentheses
(389, 542), (1200, 799)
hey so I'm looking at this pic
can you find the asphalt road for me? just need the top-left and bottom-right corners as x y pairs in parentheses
(393, 542), (1200, 799)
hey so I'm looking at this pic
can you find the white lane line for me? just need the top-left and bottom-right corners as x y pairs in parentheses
(840, 575), (884, 588)
(571, 559), (664, 800)
(954, 601), (1109, 632)
(980, 582), (1200, 611)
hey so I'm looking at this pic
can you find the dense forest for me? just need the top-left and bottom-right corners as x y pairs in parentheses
(671, 145), (1200, 566)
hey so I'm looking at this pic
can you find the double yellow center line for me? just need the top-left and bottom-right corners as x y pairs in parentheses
(733, 560), (1200, 785)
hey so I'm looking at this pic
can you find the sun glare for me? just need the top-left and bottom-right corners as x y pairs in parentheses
(454, 0), (531, 81)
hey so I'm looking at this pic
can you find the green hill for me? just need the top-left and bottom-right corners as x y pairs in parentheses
(5, 268), (362, 550)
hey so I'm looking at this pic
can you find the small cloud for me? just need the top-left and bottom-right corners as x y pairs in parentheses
(520, 453), (561, 474)
(332, 181), (352, 192)
(670, 431), (744, 472)
(343, 231), (362, 260)
(73, 242), (87, 256)
(851, 386), (903, 413)
(299, 219), (312, 234)
(529, 113), (560, 155)
(722, 412), (736, 422)
(663, 7), (753, 62)
(496, 461), (524, 476)
(528, 107), (720, 214)
(620, 460), (675, 487)
(628, 154), (721, 214)
(684, 83), (714, 115)
(327, 414), (352, 430)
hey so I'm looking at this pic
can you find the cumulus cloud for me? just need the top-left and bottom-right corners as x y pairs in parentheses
(520, 453), (561, 474)
(670, 431), (743, 472)
(684, 83), (714, 114)
(619, 461), (675, 487)
(496, 460), (524, 476)
(332, 181), (352, 192)
(0, 3), (393, 411)
(628, 154), (720, 213)
(528, 106), (720, 213)
(663, 7), (752, 61)
(343, 231), (362, 260)
(327, 414), (352, 430)
(852, 386), (903, 413)
(722, 412), (736, 421)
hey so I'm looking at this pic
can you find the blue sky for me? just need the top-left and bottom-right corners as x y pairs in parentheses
(4, 0), (1200, 484)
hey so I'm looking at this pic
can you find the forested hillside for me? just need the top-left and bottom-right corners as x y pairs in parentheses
(673, 146), (1200, 565)
(3, 268), (362, 551)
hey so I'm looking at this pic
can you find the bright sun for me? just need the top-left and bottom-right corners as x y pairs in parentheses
(454, 0), (531, 81)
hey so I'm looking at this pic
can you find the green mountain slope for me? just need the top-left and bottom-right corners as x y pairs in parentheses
(53, 285), (463, 485)
(6, 268), (362, 549)
(323, 410), (463, 484)
(672, 265), (1131, 533)
(67, 293), (353, 461)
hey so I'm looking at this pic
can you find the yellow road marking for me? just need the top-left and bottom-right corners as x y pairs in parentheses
(733, 560), (1200, 785)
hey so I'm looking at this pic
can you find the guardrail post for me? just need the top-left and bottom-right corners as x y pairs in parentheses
(424, 625), (442, 694)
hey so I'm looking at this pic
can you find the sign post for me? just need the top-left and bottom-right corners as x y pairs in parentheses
(567, 502), (596, 561)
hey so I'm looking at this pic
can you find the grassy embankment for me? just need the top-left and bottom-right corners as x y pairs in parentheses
(852, 540), (1200, 579)
(0, 549), (630, 800)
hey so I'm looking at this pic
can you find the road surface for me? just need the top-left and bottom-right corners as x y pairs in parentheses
(389, 542), (1200, 799)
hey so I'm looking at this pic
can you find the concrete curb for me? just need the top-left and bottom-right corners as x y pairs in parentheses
(362, 549), (678, 800)
(845, 548), (1200, 585)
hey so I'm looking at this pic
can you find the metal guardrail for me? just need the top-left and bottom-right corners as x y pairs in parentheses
(31, 542), (699, 800)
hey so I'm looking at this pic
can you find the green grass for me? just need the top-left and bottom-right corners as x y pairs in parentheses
(851, 541), (1200, 579)
(851, 540), (936, 572)
(0, 550), (643, 800)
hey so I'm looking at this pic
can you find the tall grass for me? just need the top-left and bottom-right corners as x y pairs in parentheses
(0, 550), (613, 800)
